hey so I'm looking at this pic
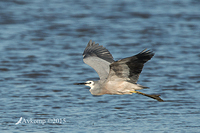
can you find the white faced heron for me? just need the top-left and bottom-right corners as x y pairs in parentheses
(74, 40), (164, 102)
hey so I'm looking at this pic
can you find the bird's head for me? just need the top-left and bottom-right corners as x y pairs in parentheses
(74, 81), (101, 95)
(74, 80), (95, 88)
(84, 81), (95, 87)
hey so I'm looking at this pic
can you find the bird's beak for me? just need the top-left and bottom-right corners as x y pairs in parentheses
(74, 82), (86, 85)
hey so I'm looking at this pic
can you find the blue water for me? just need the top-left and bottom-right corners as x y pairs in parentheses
(0, 0), (200, 132)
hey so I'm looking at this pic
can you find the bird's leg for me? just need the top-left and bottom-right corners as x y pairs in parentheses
(130, 90), (164, 102)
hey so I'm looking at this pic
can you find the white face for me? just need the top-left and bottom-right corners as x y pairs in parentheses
(85, 81), (94, 87)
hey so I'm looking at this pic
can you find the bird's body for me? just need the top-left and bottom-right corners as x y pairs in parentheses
(74, 40), (164, 102)
(89, 80), (145, 95)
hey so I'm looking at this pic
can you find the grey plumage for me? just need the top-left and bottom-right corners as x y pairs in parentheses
(108, 49), (154, 83)
(75, 40), (164, 102)
(83, 40), (114, 80)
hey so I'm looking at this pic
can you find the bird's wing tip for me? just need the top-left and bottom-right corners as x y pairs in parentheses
(140, 48), (155, 56)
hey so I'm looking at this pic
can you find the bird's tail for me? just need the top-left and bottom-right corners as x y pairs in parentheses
(130, 91), (164, 102)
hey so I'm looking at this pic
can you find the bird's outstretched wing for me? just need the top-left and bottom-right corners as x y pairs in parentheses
(83, 40), (114, 80)
(107, 49), (154, 83)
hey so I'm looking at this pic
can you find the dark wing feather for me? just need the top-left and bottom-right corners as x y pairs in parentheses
(107, 49), (154, 83)
(83, 40), (114, 80)
(83, 40), (114, 63)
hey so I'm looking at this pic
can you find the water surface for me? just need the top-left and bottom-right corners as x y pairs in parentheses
(0, 0), (200, 132)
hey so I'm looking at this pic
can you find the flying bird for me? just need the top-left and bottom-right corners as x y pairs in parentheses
(74, 40), (164, 102)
